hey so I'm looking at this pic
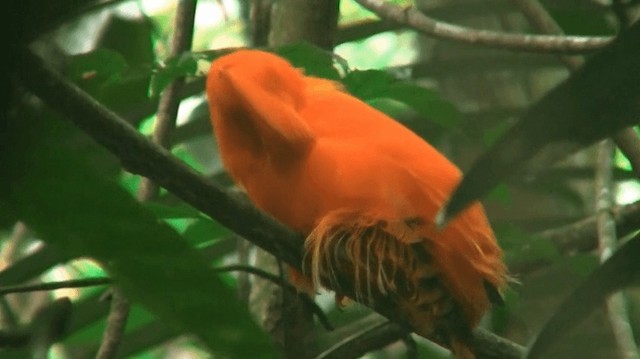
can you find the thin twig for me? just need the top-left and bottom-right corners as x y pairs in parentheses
(595, 140), (640, 359)
(336, 19), (400, 44)
(214, 264), (333, 331)
(0, 278), (111, 295)
(536, 200), (640, 252)
(214, 264), (288, 288)
(95, 290), (130, 359)
(353, 0), (611, 54)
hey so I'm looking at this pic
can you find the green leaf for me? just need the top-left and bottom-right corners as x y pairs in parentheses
(364, 98), (409, 119)
(275, 42), (341, 80)
(0, 115), (277, 358)
(149, 52), (202, 97)
(343, 70), (460, 128)
(387, 83), (460, 128)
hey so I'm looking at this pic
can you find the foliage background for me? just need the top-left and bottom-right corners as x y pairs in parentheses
(2, 0), (640, 358)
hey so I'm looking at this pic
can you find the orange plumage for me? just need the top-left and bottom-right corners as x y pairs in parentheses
(206, 49), (507, 358)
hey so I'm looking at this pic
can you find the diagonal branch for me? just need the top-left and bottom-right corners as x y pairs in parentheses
(353, 0), (612, 54)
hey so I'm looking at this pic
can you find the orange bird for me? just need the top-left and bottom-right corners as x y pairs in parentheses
(206, 50), (507, 358)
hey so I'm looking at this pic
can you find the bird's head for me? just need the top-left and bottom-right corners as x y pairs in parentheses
(207, 49), (307, 112)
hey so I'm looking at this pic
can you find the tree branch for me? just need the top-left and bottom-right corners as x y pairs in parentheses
(336, 19), (401, 44)
(138, 0), (197, 198)
(353, 0), (611, 54)
(508, 201), (640, 274)
(315, 314), (525, 359)
(539, 201), (640, 253)
(507, 0), (584, 69)
(95, 290), (129, 359)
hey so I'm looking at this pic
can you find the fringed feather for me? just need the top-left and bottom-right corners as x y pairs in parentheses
(303, 210), (476, 357)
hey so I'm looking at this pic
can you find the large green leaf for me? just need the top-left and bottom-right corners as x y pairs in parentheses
(343, 69), (460, 128)
(0, 114), (277, 358)
(439, 21), (640, 224)
(276, 42), (341, 80)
